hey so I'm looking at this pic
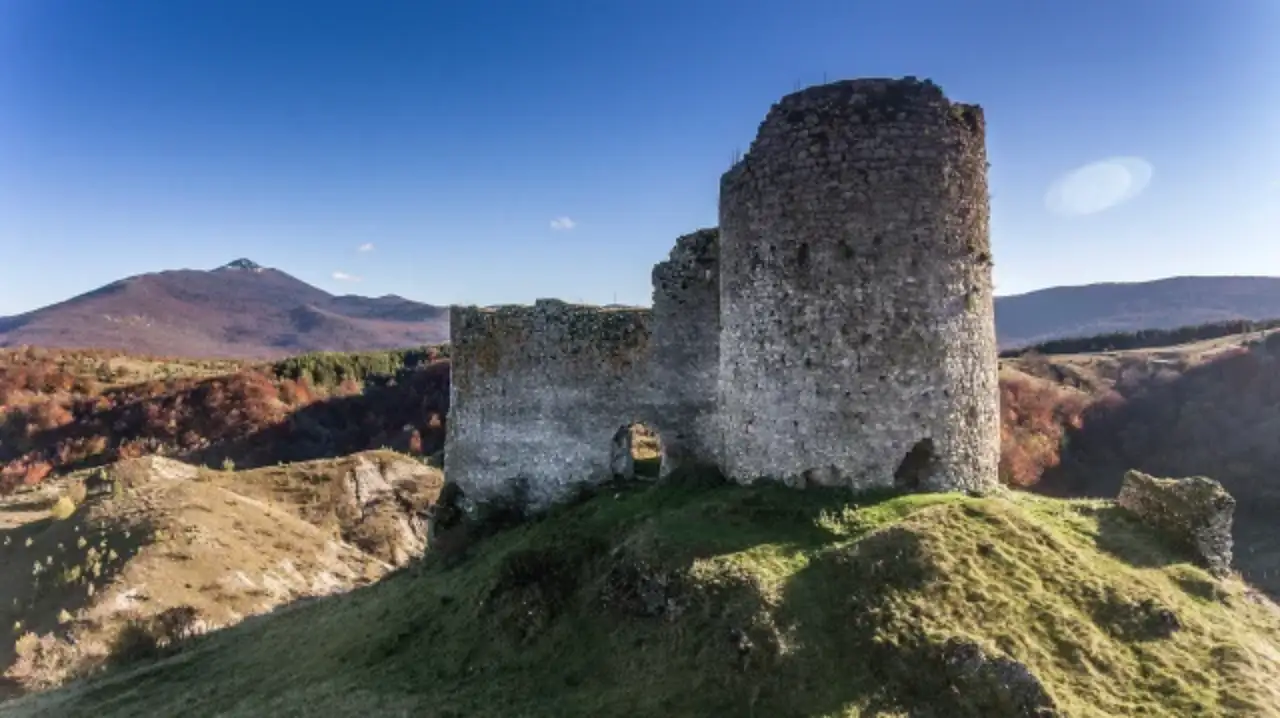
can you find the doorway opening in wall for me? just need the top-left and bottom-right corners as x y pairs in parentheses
(611, 423), (664, 480)
(894, 438), (936, 491)
(631, 424), (663, 478)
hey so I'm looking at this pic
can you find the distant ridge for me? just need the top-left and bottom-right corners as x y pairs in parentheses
(993, 275), (1280, 349)
(4, 268), (1280, 358)
(0, 260), (448, 359)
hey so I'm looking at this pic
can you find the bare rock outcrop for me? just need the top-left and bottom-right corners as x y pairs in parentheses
(339, 455), (441, 566)
(938, 638), (1058, 717)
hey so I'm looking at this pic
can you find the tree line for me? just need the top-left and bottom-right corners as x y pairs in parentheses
(999, 319), (1280, 358)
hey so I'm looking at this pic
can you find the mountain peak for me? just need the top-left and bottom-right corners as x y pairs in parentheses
(218, 258), (265, 272)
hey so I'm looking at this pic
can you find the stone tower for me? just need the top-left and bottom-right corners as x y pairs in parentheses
(716, 77), (999, 492)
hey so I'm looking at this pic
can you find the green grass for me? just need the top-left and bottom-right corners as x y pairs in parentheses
(3, 483), (1279, 718)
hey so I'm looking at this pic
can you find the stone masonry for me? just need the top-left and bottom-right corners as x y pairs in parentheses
(1117, 470), (1235, 577)
(718, 77), (998, 492)
(445, 300), (654, 510)
(648, 228), (722, 477)
(445, 77), (1001, 511)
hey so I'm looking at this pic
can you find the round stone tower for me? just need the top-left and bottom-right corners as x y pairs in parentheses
(716, 77), (999, 493)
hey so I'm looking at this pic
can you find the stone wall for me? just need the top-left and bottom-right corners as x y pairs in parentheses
(444, 300), (654, 511)
(717, 77), (999, 492)
(648, 228), (722, 477)
(1117, 470), (1235, 576)
(444, 75), (1002, 511)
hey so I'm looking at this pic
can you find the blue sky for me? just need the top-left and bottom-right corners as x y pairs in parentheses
(1, 0), (1276, 315)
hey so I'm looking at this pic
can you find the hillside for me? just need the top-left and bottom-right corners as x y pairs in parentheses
(998, 327), (1280, 599)
(1, 481), (1277, 717)
(0, 451), (443, 698)
(0, 345), (451, 493)
(0, 260), (448, 360)
(6, 324), (1280, 587)
(0, 327), (1278, 714)
(995, 276), (1280, 349)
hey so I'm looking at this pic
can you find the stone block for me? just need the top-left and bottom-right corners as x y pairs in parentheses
(1117, 470), (1235, 576)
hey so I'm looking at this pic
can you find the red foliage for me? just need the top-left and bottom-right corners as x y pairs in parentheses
(4, 344), (1143, 497)
(997, 373), (1089, 487)
(116, 440), (149, 461)
(22, 461), (53, 486)
(278, 379), (313, 406)
(29, 401), (75, 432)
(1, 352), (453, 493)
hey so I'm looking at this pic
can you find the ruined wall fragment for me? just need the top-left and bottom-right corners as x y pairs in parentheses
(648, 228), (722, 477)
(1117, 470), (1235, 576)
(716, 77), (1000, 492)
(444, 300), (653, 511)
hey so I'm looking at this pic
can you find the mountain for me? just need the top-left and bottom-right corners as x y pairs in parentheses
(6, 265), (1280, 359)
(994, 276), (1280, 349)
(0, 260), (448, 359)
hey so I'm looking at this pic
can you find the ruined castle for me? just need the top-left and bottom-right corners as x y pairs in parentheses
(445, 77), (1000, 511)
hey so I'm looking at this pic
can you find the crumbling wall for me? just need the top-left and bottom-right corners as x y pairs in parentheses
(648, 228), (722, 477)
(444, 300), (654, 511)
(717, 77), (1000, 492)
(1117, 470), (1235, 576)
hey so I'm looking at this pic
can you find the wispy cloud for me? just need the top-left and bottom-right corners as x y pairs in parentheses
(332, 271), (361, 282)
(550, 216), (576, 231)
(357, 242), (375, 252)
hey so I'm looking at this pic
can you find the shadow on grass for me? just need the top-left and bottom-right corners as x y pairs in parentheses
(8, 487), (1060, 718)
(769, 526), (1054, 717)
(0, 497), (153, 682)
(1075, 495), (1280, 603)
(465, 497), (1056, 717)
(0, 496), (60, 514)
(1231, 519), (1280, 601)
(1079, 504), (1193, 570)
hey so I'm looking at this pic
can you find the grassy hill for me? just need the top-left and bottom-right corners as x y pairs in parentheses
(2, 481), (1278, 717)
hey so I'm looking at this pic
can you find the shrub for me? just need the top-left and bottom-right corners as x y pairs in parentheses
(23, 461), (53, 486)
(998, 373), (1088, 487)
(108, 606), (204, 666)
(8, 632), (80, 691)
(48, 495), (76, 520)
(109, 620), (162, 665)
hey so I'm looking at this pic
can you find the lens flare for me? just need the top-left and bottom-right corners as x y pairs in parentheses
(1044, 156), (1153, 217)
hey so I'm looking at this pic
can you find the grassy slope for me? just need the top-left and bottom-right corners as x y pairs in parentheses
(3, 482), (1278, 718)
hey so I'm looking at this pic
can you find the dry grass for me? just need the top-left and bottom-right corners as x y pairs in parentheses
(630, 424), (661, 461)
(0, 451), (441, 697)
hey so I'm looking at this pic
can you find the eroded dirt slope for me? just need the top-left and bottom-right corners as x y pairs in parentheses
(0, 451), (442, 696)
